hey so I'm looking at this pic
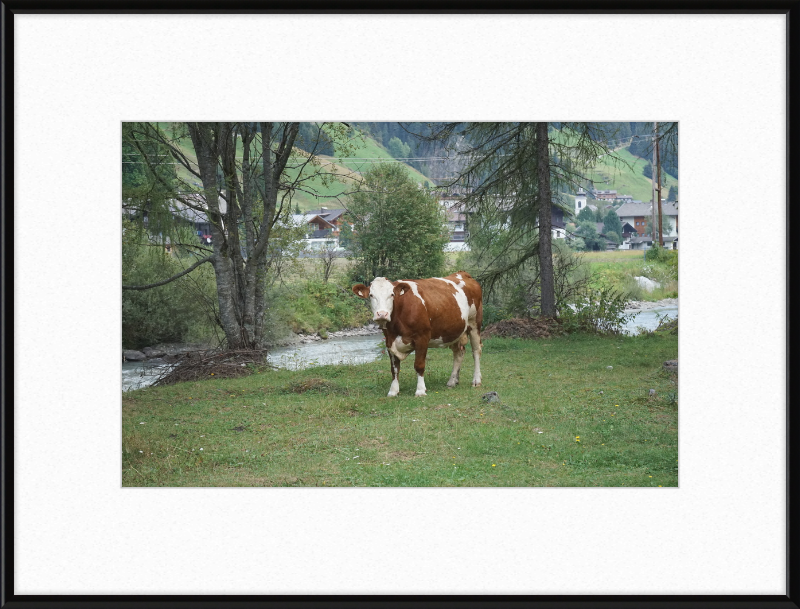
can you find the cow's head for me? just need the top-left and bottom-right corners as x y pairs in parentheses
(352, 277), (409, 327)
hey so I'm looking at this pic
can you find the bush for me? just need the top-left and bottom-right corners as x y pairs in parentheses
(122, 242), (218, 349)
(558, 284), (635, 335)
(281, 279), (371, 333)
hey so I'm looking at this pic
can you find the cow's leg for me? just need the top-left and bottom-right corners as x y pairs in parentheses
(413, 339), (429, 396)
(388, 352), (401, 397)
(447, 337), (467, 387)
(468, 327), (483, 387)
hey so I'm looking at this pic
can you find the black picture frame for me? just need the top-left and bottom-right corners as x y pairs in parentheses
(1, 3), (795, 608)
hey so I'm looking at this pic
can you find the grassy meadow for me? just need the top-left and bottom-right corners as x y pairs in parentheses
(122, 331), (678, 487)
(581, 250), (678, 301)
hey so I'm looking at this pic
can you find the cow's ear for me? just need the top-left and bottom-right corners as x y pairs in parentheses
(395, 282), (411, 296)
(352, 284), (370, 298)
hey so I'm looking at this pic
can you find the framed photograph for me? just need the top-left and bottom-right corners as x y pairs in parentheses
(3, 5), (793, 606)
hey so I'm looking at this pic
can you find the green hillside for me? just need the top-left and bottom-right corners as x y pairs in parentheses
(292, 134), (435, 211)
(585, 146), (677, 203)
(149, 123), (432, 212)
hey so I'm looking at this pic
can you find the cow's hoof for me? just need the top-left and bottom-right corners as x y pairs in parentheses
(446, 380), (458, 388)
(415, 390), (427, 397)
(388, 391), (399, 397)
(472, 381), (482, 388)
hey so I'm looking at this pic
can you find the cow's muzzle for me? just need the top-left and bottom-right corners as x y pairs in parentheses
(374, 310), (390, 321)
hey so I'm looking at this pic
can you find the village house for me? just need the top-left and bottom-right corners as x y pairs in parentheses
(593, 189), (618, 202)
(303, 208), (347, 238)
(572, 190), (679, 250)
(615, 201), (679, 238)
(290, 208), (349, 251)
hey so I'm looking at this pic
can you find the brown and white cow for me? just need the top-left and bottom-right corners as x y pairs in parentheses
(352, 271), (483, 397)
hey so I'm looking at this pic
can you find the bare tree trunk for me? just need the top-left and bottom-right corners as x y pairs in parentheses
(536, 122), (556, 317)
(187, 122), (246, 348)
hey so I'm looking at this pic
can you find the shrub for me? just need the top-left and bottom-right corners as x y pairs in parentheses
(122, 241), (218, 349)
(282, 279), (371, 333)
(558, 283), (635, 335)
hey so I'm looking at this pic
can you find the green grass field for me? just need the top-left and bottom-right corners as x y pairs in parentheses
(580, 250), (678, 301)
(122, 332), (678, 487)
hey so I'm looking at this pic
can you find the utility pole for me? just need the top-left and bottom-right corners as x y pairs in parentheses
(656, 126), (664, 247)
(651, 122), (658, 249)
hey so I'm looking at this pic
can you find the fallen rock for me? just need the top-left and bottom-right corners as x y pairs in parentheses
(142, 346), (166, 358)
(123, 350), (146, 362)
(634, 276), (662, 292)
(663, 359), (678, 372)
(482, 391), (500, 403)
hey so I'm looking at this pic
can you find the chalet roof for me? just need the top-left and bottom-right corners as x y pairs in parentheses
(616, 201), (678, 217)
(307, 208), (346, 222)
(292, 213), (335, 229)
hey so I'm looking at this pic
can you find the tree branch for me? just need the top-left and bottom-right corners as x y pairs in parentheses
(122, 255), (214, 290)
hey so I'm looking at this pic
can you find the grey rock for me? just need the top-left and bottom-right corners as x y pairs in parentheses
(482, 391), (500, 403)
(123, 350), (146, 362)
(142, 346), (166, 358)
(663, 359), (678, 372)
(649, 389), (656, 396)
(606, 366), (613, 370)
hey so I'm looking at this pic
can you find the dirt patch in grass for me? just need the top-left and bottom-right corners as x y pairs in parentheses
(359, 437), (386, 447)
(389, 450), (421, 461)
(285, 378), (338, 394)
(482, 317), (565, 339)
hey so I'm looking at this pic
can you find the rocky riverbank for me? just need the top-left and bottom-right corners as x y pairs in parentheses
(122, 325), (384, 362)
(624, 297), (678, 312)
(286, 324), (383, 346)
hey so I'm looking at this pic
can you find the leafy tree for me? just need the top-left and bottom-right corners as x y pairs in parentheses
(347, 164), (448, 282)
(387, 136), (411, 159)
(577, 206), (596, 222)
(646, 215), (674, 240)
(567, 236), (586, 251)
(575, 221), (606, 251)
(603, 208), (623, 238)
(667, 185), (678, 202)
(122, 121), (356, 349)
(338, 222), (354, 250)
(296, 122), (335, 156)
(410, 122), (623, 317)
(605, 230), (621, 245)
(122, 219), (217, 348)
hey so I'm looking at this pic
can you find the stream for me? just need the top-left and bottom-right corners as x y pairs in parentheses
(122, 306), (677, 392)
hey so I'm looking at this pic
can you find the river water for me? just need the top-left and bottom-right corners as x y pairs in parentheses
(122, 306), (677, 392)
